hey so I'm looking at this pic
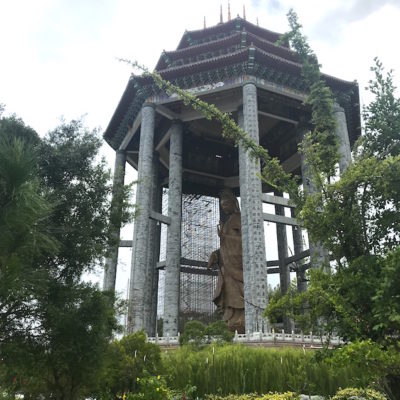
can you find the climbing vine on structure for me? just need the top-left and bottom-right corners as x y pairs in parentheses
(122, 9), (339, 213)
(279, 9), (339, 184)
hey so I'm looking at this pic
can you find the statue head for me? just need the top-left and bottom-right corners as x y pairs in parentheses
(220, 188), (240, 215)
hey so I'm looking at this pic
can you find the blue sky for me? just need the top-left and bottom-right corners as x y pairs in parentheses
(1, 0), (399, 294)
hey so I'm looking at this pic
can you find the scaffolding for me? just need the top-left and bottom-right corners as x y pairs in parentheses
(158, 190), (220, 329)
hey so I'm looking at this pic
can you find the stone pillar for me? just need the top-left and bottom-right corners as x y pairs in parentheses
(239, 79), (268, 332)
(334, 104), (352, 173)
(163, 121), (183, 336)
(299, 128), (330, 271)
(103, 150), (127, 292)
(128, 103), (156, 333)
(237, 108), (250, 315)
(144, 155), (162, 335)
(150, 183), (163, 336)
(291, 207), (307, 293)
(274, 191), (293, 332)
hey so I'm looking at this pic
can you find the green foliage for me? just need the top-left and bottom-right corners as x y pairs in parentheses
(360, 58), (400, 159)
(205, 393), (300, 400)
(125, 373), (171, 400)
(331, 387), (387, 400)
(0, 113), (40, 146)
(300, 155), (400, 262)
(373, 247), (400, 340)
(0, 128), (58, 342)
(280, 9), (338, 180)
(267, 56), (400, 349)
(264, 285), (286, 328)
(327, 340), (400, 398)
(98, 331), (163, 398)
(38, 119), (114, 280)
(163, 345), (361, 397)
(0, 115), (127, 400)
(265, 272), (338, 337)
(2, 284), (119, 399)
(179, 320), (234, 347)
(266, 251), (400, 344)
(179, 320), (207, 346)
(205, 320), (234, 343)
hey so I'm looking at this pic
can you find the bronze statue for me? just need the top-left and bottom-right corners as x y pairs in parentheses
(208, 189), (245, 333)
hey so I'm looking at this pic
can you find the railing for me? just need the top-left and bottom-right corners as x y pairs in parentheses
(147, 329), (344, 347)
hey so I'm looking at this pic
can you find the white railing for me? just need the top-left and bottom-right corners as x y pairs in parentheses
(147, 330), (344, 346)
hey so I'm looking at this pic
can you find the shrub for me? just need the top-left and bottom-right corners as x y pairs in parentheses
(327, 340), (400, 397)
(204, 392), (300, 400)
(163, 344), (361, 398)
(98, 331), (163, 397)
(179, 320), (207, 346)
(331, 387), (387, 400)
(205, 320), (234, 343)
(179, 320), (234, 347)
(125, 374), (171, 400)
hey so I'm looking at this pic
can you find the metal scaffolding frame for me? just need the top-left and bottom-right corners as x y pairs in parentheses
(158, 190), (219, 327)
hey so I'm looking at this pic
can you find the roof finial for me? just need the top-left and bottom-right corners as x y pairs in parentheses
(220, 4), (223, 23)
(243, 5), (246, 20)
(228, 1), (231, 21)
(204, 16), (206, 29)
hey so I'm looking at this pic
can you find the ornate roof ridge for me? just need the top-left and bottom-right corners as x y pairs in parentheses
(154, 44), (357, 90)
(159, 30), (296, 61)
(163, 31), (241, 57)
(254, 47), (357, 87)
(155, 45), (300, 78)
(156, 46), (250, 77)
(177, 16), (283, 50)
(246, 31), (297, 60)
(155, 32), (242, 71)
(255, 46), (302, 68)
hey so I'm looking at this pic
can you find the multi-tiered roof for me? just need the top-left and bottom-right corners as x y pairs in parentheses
(105, 16), (360, 153)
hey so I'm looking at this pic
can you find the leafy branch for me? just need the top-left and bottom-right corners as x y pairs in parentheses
(119, 58), (299, 201)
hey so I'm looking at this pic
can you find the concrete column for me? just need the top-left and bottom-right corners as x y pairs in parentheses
(274, 191), (293, 332)
(150, 184), (162, 336)
(144, 155), (162, 335)
(103, 150), (127, 292)
(128, 103), (156, 333)
(237, 108), (250, 317)
(334, 104), (352, 173)
(163, 121), (183, 336)
(240, 79), (268, 332)
(299, 128), (330, 271)
(291, 207), (307, 293)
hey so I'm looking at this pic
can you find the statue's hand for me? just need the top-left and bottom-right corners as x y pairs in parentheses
(208, 250), (219, 269)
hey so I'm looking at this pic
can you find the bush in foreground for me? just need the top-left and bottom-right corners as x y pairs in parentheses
(162, 344), (365, 398)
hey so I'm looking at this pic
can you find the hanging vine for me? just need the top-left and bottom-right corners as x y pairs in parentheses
(121, 9), (339, 212)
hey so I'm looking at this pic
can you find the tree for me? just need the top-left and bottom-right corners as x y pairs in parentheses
(0, 114), (129, 399)
(0, 117), (57, 343)
(97, 331), (162, 398)
(1, 284), (119, 399)
(38, 119), (114, 281)
(266, 58), (400, 347)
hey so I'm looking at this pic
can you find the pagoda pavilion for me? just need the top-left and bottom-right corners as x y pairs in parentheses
(103, 14), (360, 336)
